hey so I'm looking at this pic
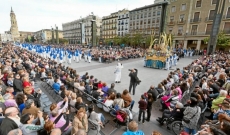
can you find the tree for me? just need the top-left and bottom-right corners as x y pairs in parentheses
(121, 34), (130, 45)
(132, 33), (143, 47)
(104, 38), (110, 45)
(31, 36), (36, 43)
(203, 32), (230, 47)
(59, 38), (68, 44)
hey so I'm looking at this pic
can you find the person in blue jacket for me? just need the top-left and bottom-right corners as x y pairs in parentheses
(75, 49), (79, 63)
(52, 78), (61, 93)
(122, 121), (145, 135)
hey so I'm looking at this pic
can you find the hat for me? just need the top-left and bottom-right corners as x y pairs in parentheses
(176, 101), (184, 108)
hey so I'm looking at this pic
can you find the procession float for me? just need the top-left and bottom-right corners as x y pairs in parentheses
(144, 32), (173, 69)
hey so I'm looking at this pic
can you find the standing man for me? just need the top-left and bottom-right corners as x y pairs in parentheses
(129, 69), (140, 95)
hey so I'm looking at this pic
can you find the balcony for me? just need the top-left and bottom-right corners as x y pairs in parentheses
(177, 20), (186, 24)
(190, 18), (201, 23)
(205, 17), (214, 22)
(177, 33), (183, 36)
(223, 15), (230, 20)
(167, 21), (175, 25)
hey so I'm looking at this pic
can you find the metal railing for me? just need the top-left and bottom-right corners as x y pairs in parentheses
(190, 18), (201, 23)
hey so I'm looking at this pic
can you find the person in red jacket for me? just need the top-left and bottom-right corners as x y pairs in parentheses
(138, 95), (147, 124)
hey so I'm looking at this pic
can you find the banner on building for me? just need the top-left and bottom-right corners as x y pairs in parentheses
(81, 23), (85, 44)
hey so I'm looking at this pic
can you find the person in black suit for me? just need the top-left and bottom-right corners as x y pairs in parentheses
(129, 69), (140, 95)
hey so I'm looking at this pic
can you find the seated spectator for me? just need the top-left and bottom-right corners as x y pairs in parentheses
(71, 108), (88, 134)
(108, 83), (117, 96)
(75, 97), (87, 111)
(52, 78), (61, 93)
(209, 90), (228, 119)
(122, 121), (144, 135)
(5, 87), (15, 97)
(70, 93), (77, 113)
(78, 82), (85, 91)
(13, 74), (23, 95)
(213, 102), (230, 120)
(0, 106), (21, 135)
(22, 77), (34, 93)
(103, 94), (115, 112)
(113, 93), (124, 109)
(50, 97), (72, 134)
(22, 99), (40, 118)
(93, 78), (99, 90)
(40, 68), (47, 79)
(44, 110), (70, 135)
(156, 101), (184, 124)
(85, 81), (93, 94)
(24, 86), (41, 108)
(3, 93), (17, 107)
(102, 83), (109, 97)
(15, 93), (27, 113)
(97, 81), (103, 89)
(7, 74), (14, 87)
(20, 111), (45, 134)
(121, 89), (134, 110)
(160, 89), (179, 111)
(92, 88), (104, 100)
(88, 104), (109, 128)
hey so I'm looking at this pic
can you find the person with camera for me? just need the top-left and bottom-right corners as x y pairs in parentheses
(128, 69), (140, 95)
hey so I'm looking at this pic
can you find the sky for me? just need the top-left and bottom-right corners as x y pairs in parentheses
(0, 0), (156, 33)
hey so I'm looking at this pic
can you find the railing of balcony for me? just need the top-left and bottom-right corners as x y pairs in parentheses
(205, 17), (214, 21)
(167, 21), (175, 25)
(177, 20), (186, 24)
(190, 18), (201, 23)
(223, 15), (230, 19)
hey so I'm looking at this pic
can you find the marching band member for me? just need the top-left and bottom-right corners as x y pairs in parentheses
(75, 49), (79, 63)
(68, 51), (72, 64)
(88, 50), (92, 63)
(173, 53), (178, 66)
(84, 50), (88, 62)
(165, 57), (170, 70)
(79, 49), (82, 61)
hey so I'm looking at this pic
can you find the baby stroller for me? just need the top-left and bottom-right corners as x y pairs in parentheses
(114, 109), (131, 130)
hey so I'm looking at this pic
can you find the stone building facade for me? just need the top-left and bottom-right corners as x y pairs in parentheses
(62, 15), (102, 45)
(117, 9), (129, 36)
(129, 2), (168, 37)
(101, 12), (118, 39)
(166, 0), (230, 50)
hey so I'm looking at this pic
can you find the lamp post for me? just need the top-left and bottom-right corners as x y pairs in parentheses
(51, 26), (54, 44)
(55, 24), (59, 44)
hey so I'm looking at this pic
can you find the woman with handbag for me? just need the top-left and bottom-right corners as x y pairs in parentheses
(182, 97), (201, 135)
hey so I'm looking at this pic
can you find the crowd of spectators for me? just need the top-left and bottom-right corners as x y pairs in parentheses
(1, 43), (230, 135)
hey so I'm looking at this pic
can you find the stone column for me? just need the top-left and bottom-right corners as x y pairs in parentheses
(172, 40), (176, 48)
(56, 26), (59, 44)
(196, 40), (201, 50)
(183, 40), (187, 49)
(51, 28), (54, 44)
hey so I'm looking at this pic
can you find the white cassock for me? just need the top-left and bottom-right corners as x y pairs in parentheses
(114, 63), (123, 82)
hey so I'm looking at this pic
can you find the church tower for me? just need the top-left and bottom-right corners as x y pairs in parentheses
(10, 7), (20, 41)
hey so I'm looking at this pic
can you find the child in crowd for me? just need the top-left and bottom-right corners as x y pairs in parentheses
(138, 95), (147, 124)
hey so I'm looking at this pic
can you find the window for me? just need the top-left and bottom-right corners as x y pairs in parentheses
(223, 22), (230, 34)
(171, 6), (176, 12)
(196, 0), (202, 8)
(126, 14), (128, 17)
(141, 14), (143, 18)
(152, 19), (155, 23)
(144, 13), (147, 18)
(148, 19), (151, 24)
(193, 12), (200, 22)
(158, 6), (162, 9)
(212, 0), (217, 4)
(181, 4), (186, 11)
(191, 25), (198, 35)
(170, 16), (174, 22)
(153, 11), (156, 16)
(157, 11), (161, 15)
(179, 14), (185, 22)
(178, 26), (183, 35)
(209, 10), (215, 20)
(157, 18), (160, 23)
(149, 8), (152, 11)
(206, 24), (213, 34)
(148, 13), (151, 17)
(227, 7), (230, 18)
(137, 15), (139, 19)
